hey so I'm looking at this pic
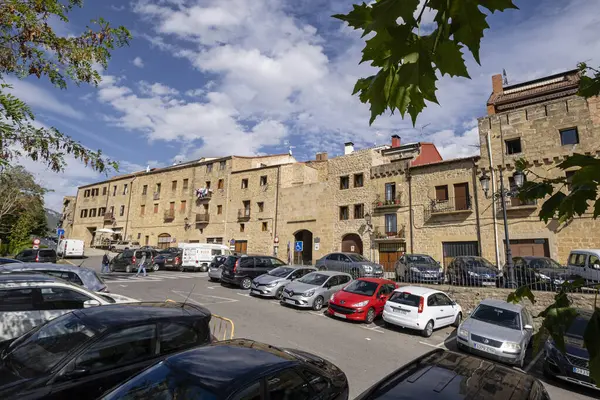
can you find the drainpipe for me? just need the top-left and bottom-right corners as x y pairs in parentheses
(273, 166), (281, 257)
(487, 133), (501, 267)
(123, 177), (136, 240)
(471, 160), (483, 256)
(408, 168), (414, 254)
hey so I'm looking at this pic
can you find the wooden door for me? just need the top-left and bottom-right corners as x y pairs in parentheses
(454, 183), (469, 210)
(235, 240), (248, 254)
(378, 243), (406, 272)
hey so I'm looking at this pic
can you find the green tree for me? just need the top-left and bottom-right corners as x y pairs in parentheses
(1, 0), (131, 173)
(8, 211), (34, 254)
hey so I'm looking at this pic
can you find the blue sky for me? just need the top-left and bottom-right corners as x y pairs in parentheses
(9, 0), (600, 210)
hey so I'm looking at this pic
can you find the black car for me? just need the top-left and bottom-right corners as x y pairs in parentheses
(356, 348), (550, 400)
(14, 248), (57, 263)
(544, 309), (597, 390)
(500, 256), (572, 290)
(0, 258), (22, 265)
(102, 338), (349, 400)
(220, 255), (287, 289)
(0, 302), (212, 400)
(153, 249), (183, 271)
(446, 256), (499, 287)
(395, 254), (443, 284)
(109, 249), (159, 273)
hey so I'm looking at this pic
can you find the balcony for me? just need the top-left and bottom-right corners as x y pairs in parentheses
(373, 226), (406, 241)
(238, 208), (251, 221)
(153, 192), (160, 200)
(195, 213), (210, 224)
(103, 212), (114, 222)
(163, 210), (175, 221)
(498, 197), (537, 215)
(195, 191), (212, 202)
(373, 195), (402, 210)
(429, 196), (473, 216)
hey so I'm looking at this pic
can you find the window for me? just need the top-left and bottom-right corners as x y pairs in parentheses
(339, 206), (349, 220)
(385, 182), (396, 201)
(109, 206), (114, 214)
(258, 202), (264, 212)
(75, 325), (156, 372)
(340, 176), (349, 190)
(566, 170), (576, 191)
(218, 179), (224, 189)
(434, 293), (453, 306)
(0, 288), (37, 311)
(99, 207), (106, 215)
(385, 213), (397, 233)
(240, 223), (245, 232)
(354, 204), (364, 219)
(119, 205), (125, 216)
(232, 381), (261, 400)
(123, 184), (128, 195)
(142, 185), (148, 195)
(262, 222), (268, 231)
(155, 183), (161, 194)
(206, 163), (213, 173)
(182, 178), (189, 190)
(260, 175), (268, 186)
(112, 185), (117, 196)
(84, 189), (90, 198)
(92, 188), (99, 196)
(89, 208), (96, 218)
(267, 368), (311, 400)
(505, 138), (522, 155)
(172, 180), (177, 191)
(102, 187), (107, 196)
(590, 255), (600, 269)
(154, 204), (159, 214)
(560, 127), (579, 145)
(140, 205), (145, 216)
(217, 205), (223, 215)
(80, 209), (87, 218)
(302, 370), (330, 392)
(145, 236), (149, 245)
(203, 204), (209, 213)
(39, 287), (90, 310)
(435, 185), (449, 202)
(137, 233), (141, 240)
(180, 200), (186, 213)
(220, 160), (227, 170)
(354, 173), (364, 188)
(205, 181), (211, 189)
(241, 178), (249, 189)
(159, 323), (199, 354)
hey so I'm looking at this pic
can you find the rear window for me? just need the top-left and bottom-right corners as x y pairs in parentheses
(20, 250), (35, 257)
(39, 250), (56, 257)
(223, 256), (239, 267)
(388, 292), (422, 307)
(123, 250), (134, 258)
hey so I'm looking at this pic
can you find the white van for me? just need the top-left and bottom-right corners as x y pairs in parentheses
(180, 243), (230, 272)
(567, 249), (600, 282)
(57, 239), (85, 258)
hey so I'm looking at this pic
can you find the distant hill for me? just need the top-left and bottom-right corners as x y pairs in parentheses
(45, 209), (61, 234)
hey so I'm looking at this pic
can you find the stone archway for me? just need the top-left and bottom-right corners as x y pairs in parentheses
(157, 233), (172, 249)
(342, 233), (363, 255)
(293, 229), (313, 265)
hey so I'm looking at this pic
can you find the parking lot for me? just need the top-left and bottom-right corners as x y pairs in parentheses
(70, 255), (600, 400)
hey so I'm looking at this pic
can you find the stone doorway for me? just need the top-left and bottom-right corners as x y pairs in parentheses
(341, 233), (363, 255)
(293, 230), (313, 265)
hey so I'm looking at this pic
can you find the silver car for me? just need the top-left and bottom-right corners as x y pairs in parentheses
(457, 299), (534, 368)
(251, 266), (315, 299)
(280, 271), (352, 311)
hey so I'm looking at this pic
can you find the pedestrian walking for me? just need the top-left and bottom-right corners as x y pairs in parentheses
(101, 251), (110, 274)
(136, 252), (147, 277)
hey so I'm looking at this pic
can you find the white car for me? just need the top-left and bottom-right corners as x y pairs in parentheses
(0, 273), (138, 342)
(567, 249), (600, 283)
(382, 286), (462, 337)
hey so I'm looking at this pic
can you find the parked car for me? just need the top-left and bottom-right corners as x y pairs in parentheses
(153, 248), (183, 271)
(499, 256), (571, 290)
(544, 309), (596, 390)
(328, 278), (398, 323)
(0, 302), (213, 400)
(446, 256), (499, 286)
(102, 339), (349, 400)
(382, 286), (462, 338)
(0, 273), (137, 341)
(207, 255), (229, 281)
(0, 258), (22, 264)
(0, 263), (108, 292)
(457, 298), (534, 368)
(281, 271), (352, 311)
(355, 348), (550, 400)
(109, 248), (159, 273)
(316, 252), (384, 278)
(110, 240), (141, 252)
(251, 266), (316, 299)
(57, 239), (85, 257)
(220, 254), (287, 289)
(567, 249), (600, 283)
(395, 254), (444, 284)
(14, 248), (57, 263)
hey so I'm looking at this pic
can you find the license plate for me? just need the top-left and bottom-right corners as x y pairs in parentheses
(573, 367), (590, 376)
(482, 281), (496, 286)
(251, 289), (261, 294)
(285, 299), (295, 305)
(473, 343), (496, 354)
(334, 312), (346, 319)
(392, 307), (408, 314)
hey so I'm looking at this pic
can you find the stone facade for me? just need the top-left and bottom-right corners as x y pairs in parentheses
(58, 196), (76, 238)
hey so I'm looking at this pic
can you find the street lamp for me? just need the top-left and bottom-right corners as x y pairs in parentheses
(479, 168), (525, 289)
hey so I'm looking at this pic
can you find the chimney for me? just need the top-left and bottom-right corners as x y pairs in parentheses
(391, 135), (401, 148)
(491, 74), (503, 95)
(316, 152), (328, 161)
(344, 142), (354, 155)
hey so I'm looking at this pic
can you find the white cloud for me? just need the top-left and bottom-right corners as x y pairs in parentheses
(138, 81), (180, 97)
(132, 56), (145, 68)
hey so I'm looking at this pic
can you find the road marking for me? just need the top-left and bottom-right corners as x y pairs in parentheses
(361, 325), (384, 334)
(62, 259), (75, 266)
(365, 338), (372, 341)
(119, 284), (128, 287)
(524, 350), (544, 372)
(236, 293), (250, 297)
(309, 311), (326, 317)
(207, 286), (218, 290)
(419, 341), (441, 349)
(171, 290), (239, 306)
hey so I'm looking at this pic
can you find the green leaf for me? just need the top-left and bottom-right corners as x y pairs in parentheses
(479, 0), (519, 13)
(517, 181), (554, 201)
(584, 308), (600, 385)
(433, 41), (470, 78)
(543, 307), (578, 353)
(448, 0), (489, 64)
(371, 0), (419, 28)
(507, 285), (535, 305)
(557, 153), (600, 170)
(332, 3), (373, 33)
(579, 75), (600, 98)
(538, 191), (567, 223)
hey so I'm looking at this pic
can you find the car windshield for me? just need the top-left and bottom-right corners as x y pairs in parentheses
(471, 304), (521, 330)
(298, 273), (329, 286)
(343, 280), (379, 297)
(269, 267), (295, 277)
(79, 268), (106, 292)
(527, 258), (563, 269)
(460, 257), (496, 273)
(347, 254), (368, 262)
(387, 292), (422, 307)
(406, 255), (436, 265)
(103, 361), (217, 400)
(4, 313), (97, 378)
(98, 294), (116, 303)
(567, 315), (590, 338)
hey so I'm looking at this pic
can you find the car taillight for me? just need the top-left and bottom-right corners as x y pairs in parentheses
(132, 255), (136, 264)
(233, 259), (240, 273)
(175, 256), (180, 264)
(418, 297), (424, 313)
(35, 254), (39, 262)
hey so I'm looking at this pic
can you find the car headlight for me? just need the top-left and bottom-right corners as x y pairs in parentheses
(535, 272), (550, 281)
(354, 300), (369, 307)
(467, 271), (479, 277)
(502, 342), (521, 351)
(362, 265), (373, 273)
(330, 293), (336, 302)
(458, 329), (469, 338)
(303, 289), (315, 297)
(266, 282), (278, 287)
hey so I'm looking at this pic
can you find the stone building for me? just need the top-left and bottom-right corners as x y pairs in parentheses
(58, 196), (76, 238)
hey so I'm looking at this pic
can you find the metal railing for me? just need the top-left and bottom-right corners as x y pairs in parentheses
(499, 197), (537, 209)
(163, 210), (175, 220)
(373, 196), (402, 209)
(430, 196), (472, 214)
(238, 208), (251, 220)
(373, 226), (406, 240)
(196, 213), (210, 223)
(103, 212), (114, 222)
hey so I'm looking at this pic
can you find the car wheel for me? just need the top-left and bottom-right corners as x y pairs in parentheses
(275, 286), (284, 300)
(365, 307), (376, 324)
(317, 265), (327, 271)
(421, 320), (434, 338)
(110, 246), (115, 252)
(452, 312), (462, 327)
(209, 277), (217, 282)
(517, 352), (526, 369)
(178, 264), (184, 272)
(152, 264), (159, 272)
(312, 296), (324, 311)
(240, 277), (252, 290)
(125, 265), (132, 273)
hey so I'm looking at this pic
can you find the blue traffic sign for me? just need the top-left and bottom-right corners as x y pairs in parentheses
(57, 228), (65, 237)
(294, 241), (303, 252)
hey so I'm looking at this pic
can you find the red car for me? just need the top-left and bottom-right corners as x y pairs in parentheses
(327, 278), (398, 323)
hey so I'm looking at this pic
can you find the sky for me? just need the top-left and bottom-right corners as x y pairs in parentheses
(8, 0), (600, 211)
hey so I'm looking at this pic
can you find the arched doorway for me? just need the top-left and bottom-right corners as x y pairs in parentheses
(157, 233), (172, 249)
(342, 233), (363, 255)
(293, 230), (313, 265)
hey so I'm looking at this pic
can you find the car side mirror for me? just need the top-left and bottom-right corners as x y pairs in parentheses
(524, 324), (533, 330)
(83, 299), (101, 308)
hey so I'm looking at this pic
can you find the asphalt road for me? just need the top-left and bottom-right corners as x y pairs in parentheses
(68, 255), (598, 399)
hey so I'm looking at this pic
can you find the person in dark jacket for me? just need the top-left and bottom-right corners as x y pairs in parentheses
(101, 251), (110, 274)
